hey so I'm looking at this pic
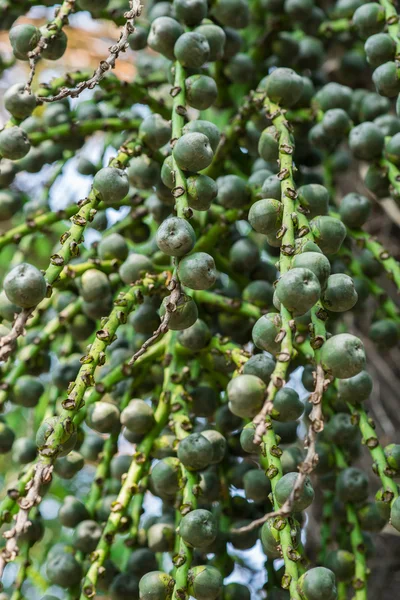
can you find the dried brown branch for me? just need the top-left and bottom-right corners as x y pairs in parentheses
(0, 308), (33, 362)
(37, 0), (143, 103)
(0, 463), (52, 580)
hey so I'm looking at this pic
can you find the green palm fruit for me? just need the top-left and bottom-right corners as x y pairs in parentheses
(321, 273), (358, 312)
(148, 521), (175, 551)
(261, 519), (281, 558)
(315, 82), (352, 111)
(160, 294), (198, 330)
(252, 313), (282, 354)
(73, 519), (102, 553)
(298, 567), (337, 600)
(86, 401), (120, 434)
(195, 23), (226, 60)
(174, 32), (210, 68)
(12, 437), (36, 464)
(372, 61), (400, 97)
(243, 354), (276, 383)
(98, 233), (128, 261)
(271, 387), (304, 422)
(229, 238), (260, 271)
(148, 16), (183, 59)
(126, 549), (158, 579)
(230, 519), (260, 549)
(325, 550), (355, 582)
(80, 269), (110, 302)
(338, 370), (373, 403)
(139, 571), (175, 600)
(261, 174), (281, 200)
(201, 430), (227, 463)
(336, 466), (369, 503)
(227, 374), (266, 418)
(292, 252), (331, 288)
(42, 30), (68, 60)
(309, 216), (347, 254)
(139, 113), (171, 151)
(190, 385), (218, 416)
(80, 435), (104, 462)
(390, 496), (400, 531)
(374, 114), (400, 136)
(276, 268), (321, 316)
(93, 166), (130, 204)
(54, 451), (84, 479)
(349, 122), (384, 160)
(281, 445), (304, 474)
(145, 194), (171, 222)
(225, 52), (256, 83)
(0, 290), (21, 321)
(284, 0), (314, 20)
(0, 422), (15, 454)
(185, 74), (218, 110)
(156, 216), (196, 257)
(186, 173), (218, 210)
(243, 468), (271, 502)
(242, 280), (274, 308)
(258, 126), (280, 161)
(59, 496), (90, 528)
(360, 92), (390, 121)
(248, 198), (283, 235)
(358, 249), (382, 277)
(358, 502), (388, 531)
(177, 432), (214, 470)
(384, 443), (400, 471)
(149, 2), (175, 20)
(109, 573), (139, 600)
(248, 168), (273, 191)
(178, 319), (211, 351)
(339, 192), (371, 227)
(321, 109), (351, 139)
(46, 551), (83, 588)
(119, 254), (153, 284)
(77, 157), (97, 176)
(121, 399), (154, 434)
(151, 457), (182, 495)
(385, 132), (400, 166)
(217, 175), (250, 209)
(9, 24), (40, 60)
(212, 0), (250, 28)
(353, 3), (385, 38)
(369, 319), (399, 349)
(275, 471), (314, 511)
(183, 120), (221, 153)
(128, 155), (161, 189)
(325, 413), (358, 445)
(365, 33), (395, 68)
(240, 422), (261, 454)
(187, 565), (222, 600)
(161, 155), (174, 189)
(264, 68), (304, 107)
(224, 583), (251, 600)
(0, 126), (31, 160)
(297, 185), (330, 219)
(128, 25), (149, 50)
(174, 0), (208, 24)
(12, 375), (44, 407)
(179, 508), (217, 548)
(302, 364), (315, 391)
(177, 252), (217, 290)
(4, 83), (36, 120)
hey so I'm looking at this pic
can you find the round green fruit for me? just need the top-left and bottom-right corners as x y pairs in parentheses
(177, 432), (213, 470)
(276, 268), (321, 316)
(4, 83), (36, 120)
(338, 370), (373, 404)
(272, 387), (304, 422)
(148, 17), (183, 59)
(0, 126), (31, 160)
(243, 468), (271, 502)
(321, 333), (365, 379)
(179, 508), (217, 549)
(252, 313), (282, 354)
(177, 252), (217, 290)
(321, 273), (358, 312)
(227, 374), (266, 418)
(156, 217), (196, 257)
(185, 74), (218, 110)
(151, 457), (182, 496)
(275, 471), (314, 511)
(298, 567), (337, 600)
(174, 32), (210, 68)
(264, 67), (304, 108)
(160, 294), (198, 330)
(138, 571), (174, 600)
(121, 399), (154, 435)
(188, 565), (223, 600)
(177, 319), (211, 352)
(309, 216), (347, 255)
(336, 467), (369, 503)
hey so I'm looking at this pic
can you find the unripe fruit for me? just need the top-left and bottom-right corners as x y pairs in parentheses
(275, 471), (314, 511)
(309, 216), (347, 255)
(119, 254), (153, 284)
(173, 132), (213, 172)
(292, 252), (331, 289)
(177, 319), (211, 352)
(109, 573), (139, 600)
(177, 252), (217, 290)
(252, 313), (282, 354)
(243, 280), (274, 308)
(369, 318), (399, 349)
(151, 457), (182, 495)
(54, 451), (84, 479)
(336, 467), (369, 503)
(227, 374), (266, 418)
(243, 468), (271, 502)
(139, 113), (172, 150)
(177, 432), (213, 470)
(12, 375), (44, 407)
(339, 192), (371, 228)
(276, 268), (321, 316)
(0, 422), (15, 454)
(12, 437), (37, 464)
(183, 120), (221, 153)
(264, 67), (304, 107)
(128, 25), (148, 50)
(325, 412), (358, 446)
(156, 217), (196, 257)
(4, 83), (36, 120)
(93, 167), (129, 204)
(59, 496), (90, 528)
(372, 61), (400, 97)
(224, 583), (251, 600)
(73, 519), (102, 553)
(200, 430), (227, 464)
(211, 0), (250, 29)
(321, 333), (365, 379)
(322, 109), (351, 139)
(185, 74), (218, 110)
(391, 496), (400, 532)
(248, 198), (283, 235)
(338, 370), (373, 404)
(385, 132), (400, 166)
(243, 354), (276, 383)
(325, 550), (355, 582)
(4, 263), (46, 308)
(272, 387), (304, 422)
(86, 401), (120, 434)
(297, 184), (329, 217)
(187, 174), (218, 210)
(179, 508), (217, 548)
(321, 273), (358, 312)
(298, 567), (337, 600)
(121, 399), (154, 435)
(349, 122), (384, 160)
(174, 32), (210, 68)
(160, 294), (198, 330)
(0, 126), (31, 160)
(128, 155), (160, 189)
(365, 33), (395, 67)
(195, 24), (226, 61)
(148, 17), (184, 59)
(258, 126), (280, 161)
(139, 571), (174, 600)
(188, 565), (223, 600)
(80, 269), (110, 302)
(98, 233), (129, 261)
(240, 423), (261, 454)
(46, 552), (82, 588)
(217, 175), (250, 209)
(315, 82), (352, 112)
(9, 24), (40, 60)
(353, 2), (385, 39)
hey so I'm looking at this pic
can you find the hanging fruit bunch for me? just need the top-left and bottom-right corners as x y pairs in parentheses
(0, 0), (400, 598)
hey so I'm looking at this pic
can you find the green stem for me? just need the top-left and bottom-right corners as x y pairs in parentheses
(378, 0), (400, 54)
(28, 117), (140, 146)
(191, 290), (260, 320)
(172, 61), (189, 219)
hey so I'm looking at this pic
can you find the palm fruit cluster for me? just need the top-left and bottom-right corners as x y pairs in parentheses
(0, 0), (400, 599)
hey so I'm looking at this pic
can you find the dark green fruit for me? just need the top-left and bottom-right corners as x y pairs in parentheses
(93, 167), (129, 204)
(177, 433), (213, 470)
(185, 74), (218, 110)
(12, 375), (44, 407)
(80, 435), (104, 462)
(109, 573), (139, 600)
(275, 471), (314, 511)
(309, 216), (347, 255)
(173, 132), (213, 172)
(128, 25), (149, 50)
(243, 468), (271, 502)
(336, 467), (369, 503)
(80, 269), (110, 302)
(224, 52), (256, 83)
(248, 198), (283, 235)
(212, 0), (250, 28)
(110, 454), (131, 479)
(59, 496), (90, 528)
(86, 401), (120, 434)
(322, 109), (351, 139)
(179, 509), (217, 548)
(261, 519), (300, 558)
(55, 451), (84, 479)
(297, 184), (329, 218)
(298, 567), (337, 600)
(187, 565), (223, 600)
(160, 294), (198, 330)
(126, 549), (158, 579)
(46, 552), (82, 588)
(339, 193), (371, 228)
(358, 502), (388, 531)
(73, 519), (102, 553)
(0, 422), (15, 454)
(148, 17), (183, 59)
(325, 412), (358, 446)
(177, 252), (217, 290)
(186, 174), (218, 210)
(138, 571), (174, 600)
(195, 24), (226, 61)
(390, 496), (400, 532)
(139, 113), (171, 150)
(183, 120), (220, 154)
(276, 268), (321, 316)
(243, 354), (275, 384)
(271, 387), (304, 422)
(0, 126), (30, 160)
(315, 82), (352, 111)
(9, 24), (40, 60)
(373, 61), (400, 97)
(201, 430), (227, 464)
(128, 155), (160, 189)
(224, 583), (251, 600)
(178, 319), (211, 352)
(264, 68), (304, 108)
(338, 370), (373, 404)
(359, 249), (382, 277)
(353, 2), (385, 39)
(4, 83), (36, 119)
(359, 92), (390, 121)
(384, 443), (400, 471)
(240, 422), (261, 454)
(217, 175), (250, 209)
(12, 437), (37, 464)
(242, 280), (274, 308)
(174, 0), (208, 25)
(261, 174), (281, 200)
(174, 32), (210, 68)
(36, 417), (76, 456)
(325, 550), (355, 582)
(369, 319), (399, 349)
(349, 122), (384, 160)
(230, 238), (260, 272)
(321, 333), (365, 379)
(156, 217), (196, 257)
(4, 263), (46, 309)
(98, 233), (129, 261)
(258, 126), (280, 161)
(190, 385), (218, 416)
(385, 132), (400, 166)
(119, 254), (153, 284)
(252, 313), (281, 354)
(321, 274), (358, 312)
(227, 374), (266, 418)
(151, 457), (182, 495)
(121, 399), (154, 434)
(281, 445), (304, 474)
(292, 252), (331, 289)
(365, 33), (395, 67)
